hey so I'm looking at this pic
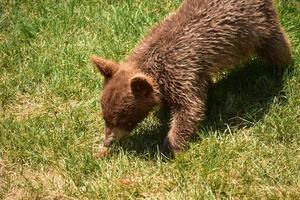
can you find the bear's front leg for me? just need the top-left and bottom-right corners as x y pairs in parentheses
(161, 98), (206, 155)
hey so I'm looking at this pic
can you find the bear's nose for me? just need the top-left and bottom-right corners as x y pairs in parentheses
(103, 139), (112, 147)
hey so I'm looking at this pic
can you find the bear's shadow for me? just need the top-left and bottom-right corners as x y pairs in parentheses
(116, 59), (290, 158)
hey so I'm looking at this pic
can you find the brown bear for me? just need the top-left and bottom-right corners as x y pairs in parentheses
(91, 0), (292, 156)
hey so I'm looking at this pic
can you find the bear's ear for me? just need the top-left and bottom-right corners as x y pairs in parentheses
(90, 56), (119, 78)
(130, 75), (154, 98)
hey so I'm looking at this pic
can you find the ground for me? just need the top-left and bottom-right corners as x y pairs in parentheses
(0, 0), (300, 199)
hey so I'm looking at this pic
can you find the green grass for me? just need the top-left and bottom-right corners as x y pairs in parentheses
(1, 0), (299, 199)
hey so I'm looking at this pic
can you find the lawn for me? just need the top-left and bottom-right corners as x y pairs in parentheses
(0, 0), (299, 199)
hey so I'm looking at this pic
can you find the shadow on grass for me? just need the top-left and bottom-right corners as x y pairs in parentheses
(117, 59), (291, 159)
(201, 60), (289, 135)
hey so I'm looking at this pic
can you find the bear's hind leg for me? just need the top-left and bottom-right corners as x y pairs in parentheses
(256, 27), (292, 71)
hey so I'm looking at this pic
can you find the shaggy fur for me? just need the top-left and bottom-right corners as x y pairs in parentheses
(91, 0), (292, 154)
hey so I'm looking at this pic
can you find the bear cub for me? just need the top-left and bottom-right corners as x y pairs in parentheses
(91, 0), (292, 156)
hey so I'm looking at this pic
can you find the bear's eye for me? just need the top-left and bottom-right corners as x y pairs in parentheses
(103, 117), (110, 127)
(103, 119), (107, 126)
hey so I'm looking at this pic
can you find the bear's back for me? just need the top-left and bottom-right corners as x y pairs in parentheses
(131, 0), (277, 67)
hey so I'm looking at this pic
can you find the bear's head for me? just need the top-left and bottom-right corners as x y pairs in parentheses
(91, 56), (160, 147)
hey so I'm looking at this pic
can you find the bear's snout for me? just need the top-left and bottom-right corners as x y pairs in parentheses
(103, 127), (129, 147)
(103, 139), (112, 147)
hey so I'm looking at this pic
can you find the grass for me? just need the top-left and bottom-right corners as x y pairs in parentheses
(0, 0), (299, 199)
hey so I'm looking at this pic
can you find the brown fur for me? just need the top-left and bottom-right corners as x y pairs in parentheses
(91, 0), (292, 154)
